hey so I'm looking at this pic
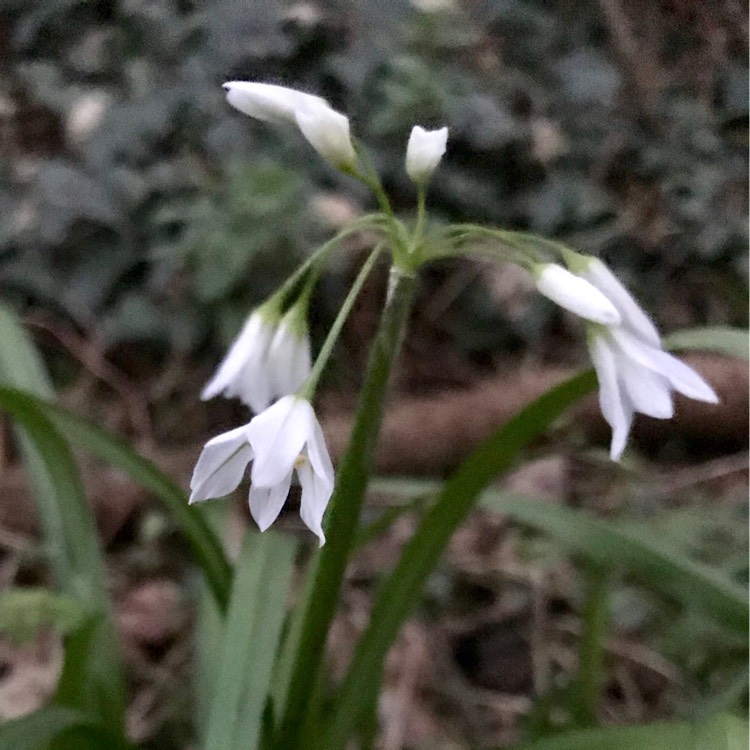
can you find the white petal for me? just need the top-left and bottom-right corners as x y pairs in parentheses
(231, 358), (275, 414)
(248, 473), (293, 532)
(648, 351), (719, 403)
(222, 81), (325, 125)
(305, 419), (335, 490)
(618, 356), (674, 420)
(535, 264), (621, 326)
(297, 462), (331, 546)
(610, 329), (719, 403)
(267, 321), (311, 399)
(405, 125), (448, 183)
(201, 313), (274, 412)
(589, 333), (633, 460)
(582, 259), (661, 346)
(189, 424), (253, 503)
(248, 396), (313, 487)
(294, 100), (357, 171)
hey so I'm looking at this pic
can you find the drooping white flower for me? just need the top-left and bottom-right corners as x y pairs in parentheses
(188, 397), (334, 545)
(578, 258), (718, 460)
(201, 308), (311, 413)
(405, 125), (449, 184)
(223, 81), (357, 171)
(248, 396), (334, 545)
(534, 263), (622, 325)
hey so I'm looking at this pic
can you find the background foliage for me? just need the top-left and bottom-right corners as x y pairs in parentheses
(1, 0), (746, 372)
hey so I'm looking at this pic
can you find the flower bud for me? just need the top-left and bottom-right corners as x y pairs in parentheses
(405, 125), (448, 183)
(223, 81), (357, 173)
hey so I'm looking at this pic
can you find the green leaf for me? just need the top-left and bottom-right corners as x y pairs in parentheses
(370, 481), (748, 634)
(326, 371), (598, 747)
(45, 399), (232, 613)
(0, 389), (108, 605)
(193, 505), (229, 736)
(0, 588), (86, 645)
(203, 531), (297, 750)
(0, 312), (127, 740)
(0, 706), (121, 750)
(0, 304), (106, 603)
(479, 492), (748, 634)
(0, 386), (232, 614)
(0, 302), (53, 397)
(52, 616), (129, 749)
(664, 326), (749, 360)
(515, 714), (748, 750)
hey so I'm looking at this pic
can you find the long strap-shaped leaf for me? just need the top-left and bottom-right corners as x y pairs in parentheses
(514, 713), (748, 750)
(0, 389), (127, 738)
(325, 326), (749, 746)
(0, 386), (232, 613)
(324, 371), (598, 746)
(203, 531), (297, 750)
(0, 706), (131, 750)
(0, 389), (108, 603)
(479, 491), (748, 632)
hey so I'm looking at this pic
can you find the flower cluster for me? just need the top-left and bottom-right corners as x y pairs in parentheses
(189, 82), (453, 543)
(189, 79), (720, 545)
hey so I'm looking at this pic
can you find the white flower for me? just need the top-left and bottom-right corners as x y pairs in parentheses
(247, 396), (334, 545)
(581, 259), (719, 460)
(534, 263), (622, 325)
(223, 81), (357, 171)
(201, 309), (311, 413)
(405, 125), (448, 183)
(188, 397), (334, 545)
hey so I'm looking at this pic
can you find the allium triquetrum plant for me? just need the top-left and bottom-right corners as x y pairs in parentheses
(0, 80), (744, 750)
(184, 81), (732, 750)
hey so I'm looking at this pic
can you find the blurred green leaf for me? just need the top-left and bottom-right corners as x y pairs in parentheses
(53, 616), (130, 750)
(479, 492), (748, 635)
(203, 531), (297, 750)
(0, 386), (232, 613)
(516, 714), (748, 750)
(664, 326), (749, 360)
(0, 302), (53, 397)
(0, 588), (85, 645)
(0, 706), (125, 750)
(0, 389), (126, 736)
(369, 479), (748, 634)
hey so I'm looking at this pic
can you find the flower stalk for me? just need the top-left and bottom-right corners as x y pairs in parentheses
(274, 265), (417, 750)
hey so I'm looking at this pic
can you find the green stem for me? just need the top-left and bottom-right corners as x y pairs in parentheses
(269, 214), (386, 307)
(445, 223), (568, 265)
(408, 184), (426, 256)
(299, 245), (384, 399)
(575, 564), (610, 727)
(273, 266), (417, 750)
(352, 143), (411, 268)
